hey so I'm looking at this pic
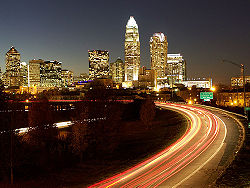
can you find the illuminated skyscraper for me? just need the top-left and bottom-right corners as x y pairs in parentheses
(29, 59), (43, 87)
(61, 69), (74, 87)
(40, 61), (62, 87)
(5, 46), (21, 87)
(89, 50), (109, 80)
(138, 66), (156, 88)
(110, 58), (124, 83)
(0, 67), (2, 80)
(20, 62), (28, 86)
(167, 54), (186, 85)
(124, 16), (140, 81)
(150, 33), (168, 79)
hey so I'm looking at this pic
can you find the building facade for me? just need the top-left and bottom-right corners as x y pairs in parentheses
(19, 62), (28, 86)
(166, 54), (186, 86)
(138, 66), (156, 88)
(124, 16), (140, 81)
(40, 61), (62, 87)
(89, 50), (109, 80)
(61, 69), (74, 87)
(29, 59), (43, 87)
(150, 33), (168, 79)
(181, 78), (212, 89)
(0, 67), (2, 81)
(110, 58), (124, 83)
(73, 73), (89, 83)
(5, 46), (21, 87)
(216, 91), (250, 107)
(231, 76), (250, 88)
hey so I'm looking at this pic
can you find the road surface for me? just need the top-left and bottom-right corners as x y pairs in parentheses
(88, 102), (244, 188)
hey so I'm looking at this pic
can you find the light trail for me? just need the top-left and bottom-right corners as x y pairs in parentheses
(12, 117), (106, 135)
(88, 102), (227, 188)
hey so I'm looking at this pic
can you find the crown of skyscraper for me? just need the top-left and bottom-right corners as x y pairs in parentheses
(150, 33), (166, 42)
(126, 16), (138, 28)
(7, 46), (19, 54)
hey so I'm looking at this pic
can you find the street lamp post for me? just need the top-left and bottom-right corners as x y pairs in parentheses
(242, 64), (246, 116)
(222, 60), (246, 116)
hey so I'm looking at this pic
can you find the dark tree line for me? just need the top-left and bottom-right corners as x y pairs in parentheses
(0, 79), (156, 185)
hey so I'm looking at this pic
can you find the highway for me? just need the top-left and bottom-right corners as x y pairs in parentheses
(88, 102), (244, 188)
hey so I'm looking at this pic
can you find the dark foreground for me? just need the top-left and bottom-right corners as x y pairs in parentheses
(0, 108), (187, 188)
(215, 121), (250, 188)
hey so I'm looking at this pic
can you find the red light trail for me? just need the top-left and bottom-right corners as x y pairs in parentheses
(88, 102), (227, 187)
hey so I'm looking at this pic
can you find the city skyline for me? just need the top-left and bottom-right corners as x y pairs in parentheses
(0, 0), (249, 84)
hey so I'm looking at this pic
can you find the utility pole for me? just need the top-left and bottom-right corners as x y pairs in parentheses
(222, 60), (246, 116)
(242, 64), (246, 116)
(171, 64), (174, 99)
(9, 102), (14, 185)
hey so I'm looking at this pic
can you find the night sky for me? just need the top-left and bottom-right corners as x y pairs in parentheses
(0, 0), (249, 84)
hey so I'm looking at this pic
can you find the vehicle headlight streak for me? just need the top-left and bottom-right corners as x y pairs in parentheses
(89, 102), (225, 188)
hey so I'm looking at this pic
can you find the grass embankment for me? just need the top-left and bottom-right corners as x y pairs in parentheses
(215, 124), (250, 187)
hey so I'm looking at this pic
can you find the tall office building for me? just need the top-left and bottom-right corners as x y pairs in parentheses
(231, 76), (250, 88)
(5, 46), (21, 87)
(124, 16), (140, 81)
(61, 69), (74, 87)
(40, 61), (62, 87)
(0, 67), (2, 80)
(110, 58), (124, 83)
(74, 73), (89, 83)
(138, 66), (156, 88)
(20, 62), (28, 86)
(29, 59), (43, 87)
(167, 54), (186, 85)
(150, 33), (168, 79)
(89, 50), (109, 80)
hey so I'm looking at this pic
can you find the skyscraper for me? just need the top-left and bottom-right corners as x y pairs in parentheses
(124, 16), (140, 81)
(110, 58), (124, 83)
(20, 62), (28, 86)
(29, 59), (43, 87)
(0, 67), (2, 81)
(5, 46), (21, 87)
(61, 69), (74, 87)
(138, 66), (156, 88)
(40, 61), (62, 87)
(167, 54), (186, 85)
(89, 50), (109, 80)
(150, 33), (168, 79)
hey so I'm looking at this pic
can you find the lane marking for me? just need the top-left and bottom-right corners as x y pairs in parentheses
(172, 115), (227, 188)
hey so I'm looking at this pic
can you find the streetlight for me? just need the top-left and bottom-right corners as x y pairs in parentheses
(222, 60), (246, 116)
(210, 86), (216, 92)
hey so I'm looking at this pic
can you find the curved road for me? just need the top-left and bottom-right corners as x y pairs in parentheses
(88, 102), (244, 188)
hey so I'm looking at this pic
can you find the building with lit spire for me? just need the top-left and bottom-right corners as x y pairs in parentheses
(5, 46), (21, 87)
(124, 16), (140, 81)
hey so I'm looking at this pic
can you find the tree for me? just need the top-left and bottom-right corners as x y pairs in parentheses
(0, 79), (8, 109)
(140, 98), (156, 129)
(94, 103), (122, 154)
(71, 106), (89, 162)
(26, 97), (58, 148)
(71, 121), (88, 162)
(85, 79), (114, 101)
(0, 101), (24, 184)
